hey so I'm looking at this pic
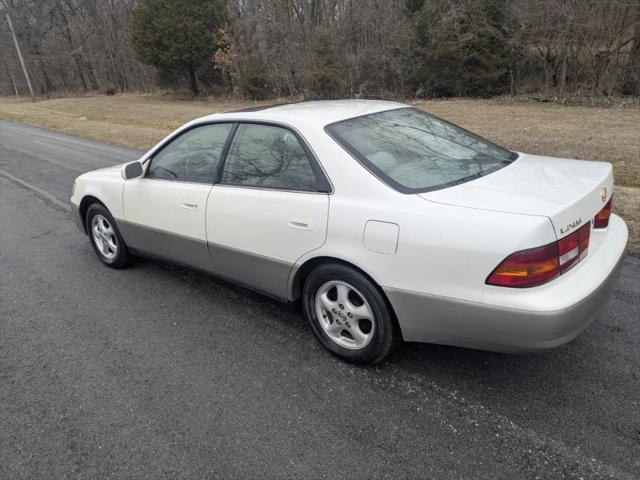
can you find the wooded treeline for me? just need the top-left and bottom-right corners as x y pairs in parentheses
(1, 0), (639, 100)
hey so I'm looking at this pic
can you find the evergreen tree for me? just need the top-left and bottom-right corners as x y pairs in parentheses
(410, 0), (512, 97)
(306, 29), (346, 100)
(240, 61), (271, 100)
(131, 0), (226, 96)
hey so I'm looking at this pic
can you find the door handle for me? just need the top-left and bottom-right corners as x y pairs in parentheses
(289, 216), (313, 230)
(181, 202), (198, 210)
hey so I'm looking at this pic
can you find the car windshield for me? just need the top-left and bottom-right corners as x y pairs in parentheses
(326, 107), (517, 193)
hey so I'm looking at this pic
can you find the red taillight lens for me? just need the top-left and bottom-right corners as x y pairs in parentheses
(578, 222), (590, 260)
(487, 221), (591, 288)
(557, 222), (590, 272)
(557, 228), (580, 271)
(594, 196), (612, 229)
(486, 243), (559, 287)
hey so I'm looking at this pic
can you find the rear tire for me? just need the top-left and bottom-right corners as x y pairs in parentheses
(85, 204), (132, 269)
(302, 263), (399, 364)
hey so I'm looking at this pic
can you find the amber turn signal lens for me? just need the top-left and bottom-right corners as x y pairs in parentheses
(486, 243), (560, 287)
(487, 222), (591, 288)
(594, 196), (612, 229)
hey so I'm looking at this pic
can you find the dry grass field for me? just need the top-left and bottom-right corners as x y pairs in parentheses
(1, 94), (638, 253)
(0, 95), (253, 150)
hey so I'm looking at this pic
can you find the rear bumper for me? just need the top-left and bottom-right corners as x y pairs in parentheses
(385, 214), (628, 352)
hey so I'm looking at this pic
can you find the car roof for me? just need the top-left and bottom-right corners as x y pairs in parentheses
(200, 99), (407, 127)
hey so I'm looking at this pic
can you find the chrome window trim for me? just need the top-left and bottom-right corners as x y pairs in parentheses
(212, 183), (331, 196)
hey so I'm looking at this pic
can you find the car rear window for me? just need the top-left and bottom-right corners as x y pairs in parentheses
(326, 107), (517, 193)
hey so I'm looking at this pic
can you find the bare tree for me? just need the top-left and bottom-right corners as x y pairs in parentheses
(0, 0), (639, 99)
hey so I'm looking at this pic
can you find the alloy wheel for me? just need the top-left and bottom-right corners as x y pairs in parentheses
(91, 214), (118, 261)
(314, 280), (375, 350)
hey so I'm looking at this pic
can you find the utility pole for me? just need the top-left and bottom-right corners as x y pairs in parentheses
(6, 13), (34, 102)
(11, 72), (19, 100)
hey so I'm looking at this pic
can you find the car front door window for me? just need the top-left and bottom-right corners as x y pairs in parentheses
(147, 123), (233, 183)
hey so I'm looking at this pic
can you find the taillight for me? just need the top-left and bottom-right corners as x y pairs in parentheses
(486, 244), (559, 287)
(557, 222), (590, 271)
(487, 222), (591, 288)
(594, 196), (612, 229)
(578, 222), (590, 260)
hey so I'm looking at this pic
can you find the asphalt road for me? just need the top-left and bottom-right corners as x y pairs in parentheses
(1, 119), (639, 479)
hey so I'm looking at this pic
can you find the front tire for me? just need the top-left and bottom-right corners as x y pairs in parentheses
(86, 204), (132, 269)
(302, 263), (399, 364)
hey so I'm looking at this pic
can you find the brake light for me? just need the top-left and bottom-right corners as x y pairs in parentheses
(487, 222), (591, 287)
(557, 222), (590, 271)
(594, 196), (612, 229)
(486, 244), (559, 287)
(578, 222), (590, 260)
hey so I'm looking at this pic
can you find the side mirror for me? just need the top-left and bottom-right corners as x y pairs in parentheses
(122, 161), (144, 180)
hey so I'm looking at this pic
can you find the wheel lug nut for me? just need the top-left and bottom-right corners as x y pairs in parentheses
(339, 304), (344, 310)
(347, 313), (353, 318)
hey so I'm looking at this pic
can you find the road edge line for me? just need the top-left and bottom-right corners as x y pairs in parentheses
(0, 169), (70, 212)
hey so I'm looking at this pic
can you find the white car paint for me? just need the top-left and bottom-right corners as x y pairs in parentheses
(206, 185), (330, 298)
(421, 152), (614, 238)
(71, 100), (628, 352)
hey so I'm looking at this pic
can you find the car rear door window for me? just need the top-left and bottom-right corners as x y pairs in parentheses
(147, 123), (233, 183)
(220, 124), (319, 191)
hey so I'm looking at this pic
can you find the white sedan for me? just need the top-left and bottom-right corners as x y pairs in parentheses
(70, 100), (628, 363)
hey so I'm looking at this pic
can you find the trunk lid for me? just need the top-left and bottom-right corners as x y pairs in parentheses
(419, 153), (613, 238)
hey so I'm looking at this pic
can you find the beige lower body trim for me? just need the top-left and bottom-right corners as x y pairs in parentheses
(116, 219), (293, 300)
